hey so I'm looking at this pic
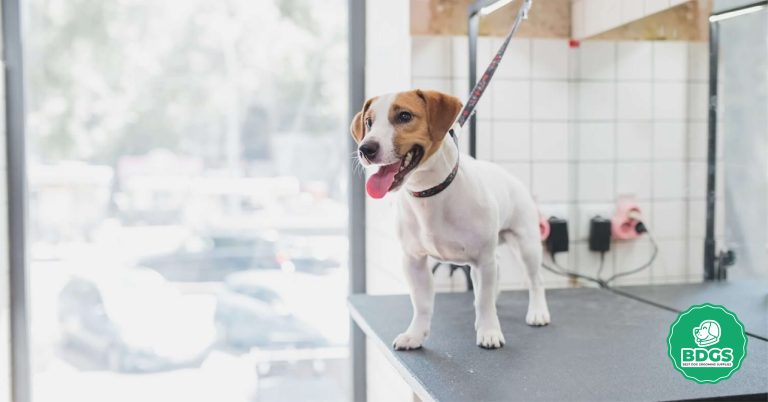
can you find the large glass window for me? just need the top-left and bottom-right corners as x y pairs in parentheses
(25, 0), (350, 401)
(717, 8), (768, 279)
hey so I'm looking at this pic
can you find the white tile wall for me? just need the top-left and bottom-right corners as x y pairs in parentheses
(654, 82), (688, 119)
(653, 161), (687, 198)
(687, 82), (709, 120)
(617, 82), (653, 120)
(616, 162), (652, 200)
(412, 36), (451, 78)
(617, 122), (653, 160)
(532, 81), (569, 120)
(533, 163), (570, 202)
(653, 42), (689, 81)
(579, 41), (616, 80)
(617, 42), (653, 80)
(501, 162), (531, 189)
(492, 122), (530, 161)
(653, 122), (686, 159)
(532, 123), (568, 161)
(494, 37), (531, 79)
(576, 82), (615, 120)
(577, 122), (614, 161)
(577, 163), (615, 201)
(367, 36), (710, 297)
(492, 81), (530, 120)
(652, 239), (689, 282)
(531, 40), (569, 80)
(613, 239), (654, 285)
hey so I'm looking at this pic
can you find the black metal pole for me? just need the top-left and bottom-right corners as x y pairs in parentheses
(704, 21), (719, 281)
(2, 0), (31, 399)
(468, 10), (479, 158)
(347, 0), (367, 400)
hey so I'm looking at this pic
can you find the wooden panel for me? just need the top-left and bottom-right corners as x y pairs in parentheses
(411, 0), (571, 38)
(411, 0), (710, 41)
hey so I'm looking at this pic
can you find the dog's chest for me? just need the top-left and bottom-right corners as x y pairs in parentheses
(399, 199), (484, 263)
(417, 231), (471, 262)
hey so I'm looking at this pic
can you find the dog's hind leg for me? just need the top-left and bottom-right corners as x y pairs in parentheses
(501, 230), (550, 326)
(393, 255), (434, 350)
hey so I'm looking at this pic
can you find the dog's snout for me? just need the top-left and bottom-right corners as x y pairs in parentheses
(359, 142), (379, 161)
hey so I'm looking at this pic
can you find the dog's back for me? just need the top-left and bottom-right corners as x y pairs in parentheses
(461, 155), (539, 233)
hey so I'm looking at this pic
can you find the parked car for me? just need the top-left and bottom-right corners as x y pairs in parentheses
(215, 270), (329, 351)
(57, 268), (216, 372)
(139, 232), (281, 282)
(274, 235), (344, 274)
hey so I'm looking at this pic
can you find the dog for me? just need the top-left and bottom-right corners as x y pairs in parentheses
(694, 320), (720, 347)
(351, 89), (550, 349)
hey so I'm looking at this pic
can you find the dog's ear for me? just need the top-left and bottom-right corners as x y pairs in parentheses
(350, 97), (376, 144)
(416, 90), (462, 142)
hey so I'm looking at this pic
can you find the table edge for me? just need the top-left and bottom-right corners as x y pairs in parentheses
(348, 297), (437, 402)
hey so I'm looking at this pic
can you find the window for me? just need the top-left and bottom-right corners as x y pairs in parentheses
(25, 0), (350, 401)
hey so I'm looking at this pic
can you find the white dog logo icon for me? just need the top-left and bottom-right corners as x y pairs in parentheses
(693, 320), (721, 347)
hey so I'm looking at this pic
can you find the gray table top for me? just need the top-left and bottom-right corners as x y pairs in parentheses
(614, 280), (768, 340)
(349, 288), (768, 402)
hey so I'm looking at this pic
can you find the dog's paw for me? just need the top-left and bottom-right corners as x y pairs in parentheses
(476, 328), (505, 349)
(392, 332), (426, 351)
(525, 305), (551, 326)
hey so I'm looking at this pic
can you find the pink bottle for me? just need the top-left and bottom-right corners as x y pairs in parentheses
(540, 213), (551, 241)
(612, 197), (643, 240)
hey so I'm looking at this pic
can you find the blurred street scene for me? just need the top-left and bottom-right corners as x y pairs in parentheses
(25, 0), (350, 401)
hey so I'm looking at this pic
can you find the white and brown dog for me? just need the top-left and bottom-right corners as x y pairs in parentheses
(351, 89), (550, 350)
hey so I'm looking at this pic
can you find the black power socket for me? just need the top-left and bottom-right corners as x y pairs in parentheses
(546, 217), (569, 254)
(589, 216), (612, 252)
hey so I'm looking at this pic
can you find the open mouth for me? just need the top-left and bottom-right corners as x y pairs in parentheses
(365, 146), (424, 199)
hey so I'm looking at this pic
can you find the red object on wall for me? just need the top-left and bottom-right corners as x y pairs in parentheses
(612, 199), (642, 240)
(539, 214), (551, 241)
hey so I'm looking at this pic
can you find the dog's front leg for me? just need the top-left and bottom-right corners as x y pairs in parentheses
(393, 255), (434, 350)
(471, 256), (505, 349)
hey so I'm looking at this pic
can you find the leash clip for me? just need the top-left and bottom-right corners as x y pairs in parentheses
(448, 123), (461, 148)
(522, 0), (532, 19)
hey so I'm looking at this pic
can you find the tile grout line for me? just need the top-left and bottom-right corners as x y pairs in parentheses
(569, 40), (580, 277)
(528, 39), (533, 191)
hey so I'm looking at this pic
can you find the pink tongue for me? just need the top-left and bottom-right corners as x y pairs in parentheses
(366, 162), (400, 199)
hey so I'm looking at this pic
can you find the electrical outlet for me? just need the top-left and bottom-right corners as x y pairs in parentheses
(546, 217), (570, 254)
(538, 203), (571, 242)
(588, 216), (612, 252)
(577, 204), (613, 241)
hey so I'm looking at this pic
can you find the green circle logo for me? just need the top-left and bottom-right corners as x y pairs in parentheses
(667, 303), (747, 383)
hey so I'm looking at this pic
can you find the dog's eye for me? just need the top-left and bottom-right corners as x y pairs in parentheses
(397, 111), (412, 123)
(364, 117), (372, 130)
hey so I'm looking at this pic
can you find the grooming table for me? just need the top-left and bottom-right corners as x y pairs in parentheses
(613, 280), (768, 340)
(349, 288), (768, 402)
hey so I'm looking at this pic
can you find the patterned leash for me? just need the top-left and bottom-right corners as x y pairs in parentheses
(455, 0), (532, 129)
(410, 0), (532, 198)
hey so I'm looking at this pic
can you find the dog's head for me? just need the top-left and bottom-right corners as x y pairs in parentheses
(350, 90), (462, 199)
(693, 320), (721, 347)
(695, 321), (717, 340)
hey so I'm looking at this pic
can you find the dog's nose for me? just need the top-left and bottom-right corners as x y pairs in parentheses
(359, 142), (379, 161)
